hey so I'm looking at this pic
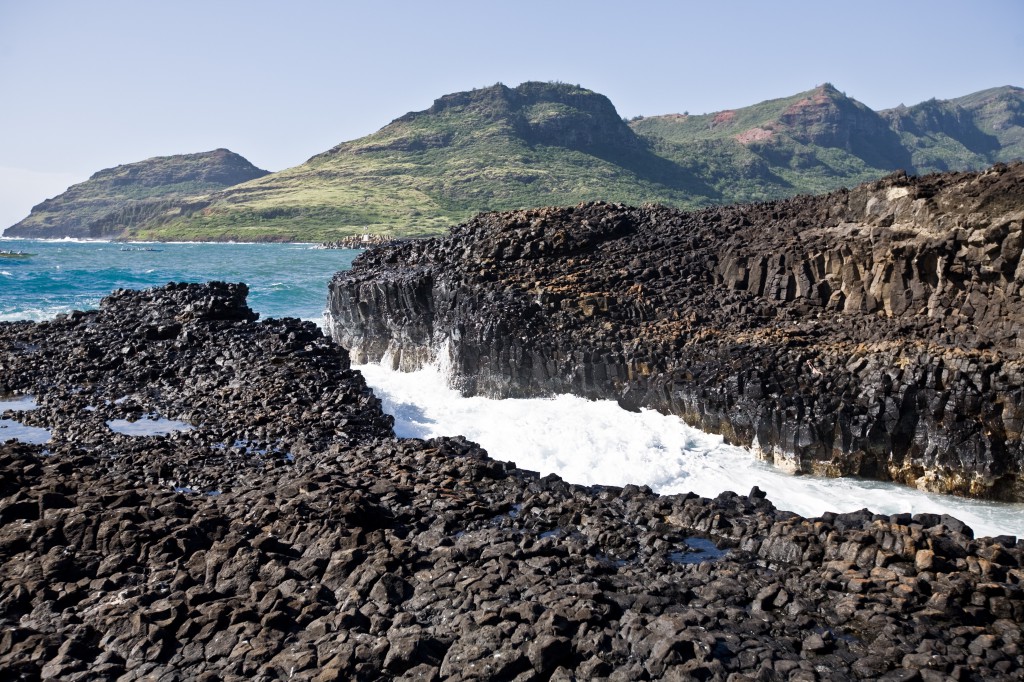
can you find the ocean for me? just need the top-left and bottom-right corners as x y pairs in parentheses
(0, 239), (358, 323)
(2, 237), (1022, 537)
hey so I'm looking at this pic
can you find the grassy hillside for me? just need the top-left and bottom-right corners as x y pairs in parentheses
(5, 149), (268, 240)
(877, 87), (1024, 173)
(630, 84), (913, 201)
(139, 83), (719, 241)
(948, 86), (1024, 163)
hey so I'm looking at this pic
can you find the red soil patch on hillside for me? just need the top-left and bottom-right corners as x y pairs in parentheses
(712, 110), (736, 126)
(734, 127), (774, 144)
(782, 89), (833, 117)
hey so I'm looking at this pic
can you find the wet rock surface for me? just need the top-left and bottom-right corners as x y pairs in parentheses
(1, 282), (1023, 679)
(330, 163), (1024, 501)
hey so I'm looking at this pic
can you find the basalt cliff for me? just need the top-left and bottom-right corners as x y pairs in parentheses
(329, 162), (1024, 501)
(3, 283), (1024, 679)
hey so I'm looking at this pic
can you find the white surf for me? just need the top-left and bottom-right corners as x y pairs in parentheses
(357, 362), (1024, 539)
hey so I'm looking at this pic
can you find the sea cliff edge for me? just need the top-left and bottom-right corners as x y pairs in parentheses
(330, 163), (1024, 502)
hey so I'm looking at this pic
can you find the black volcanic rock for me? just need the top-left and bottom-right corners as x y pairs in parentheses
(4, 149), (269, 239)
(2, 282), (1024, 678)
(329, 162), (1024, 501)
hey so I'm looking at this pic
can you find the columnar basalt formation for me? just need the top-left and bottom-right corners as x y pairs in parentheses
(2, 283), (1024, 678)
(330, 163), (1024, 501)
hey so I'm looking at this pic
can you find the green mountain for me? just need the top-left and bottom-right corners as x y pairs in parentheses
(880, 86), (1024, 172)
(4, 149), (269, 239)
(7, 82), (1023, 241)
(630, 83), (917, 201)
(120, 82), (719, 242)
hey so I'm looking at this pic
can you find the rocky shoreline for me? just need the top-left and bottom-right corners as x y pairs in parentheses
(0, 282), (1022, 679)
(329, 163), (1024, 502)
(317, 235), (405, 250)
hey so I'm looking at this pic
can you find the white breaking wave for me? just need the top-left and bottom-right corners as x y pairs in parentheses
(0, 306), (78, 323)
(1, 236), (114, 243)
(357, 361), (1024, 539)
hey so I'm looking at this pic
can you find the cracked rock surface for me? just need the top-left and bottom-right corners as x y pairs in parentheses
(0, 282), (1022, 679)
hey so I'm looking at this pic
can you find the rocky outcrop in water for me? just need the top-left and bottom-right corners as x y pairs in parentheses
(2, 282), (1024, 679)
(330, 163), (1024, 501)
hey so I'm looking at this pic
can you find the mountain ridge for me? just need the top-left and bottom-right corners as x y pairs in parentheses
(6, 82), (1023, 241)
(4, 149), (269, 240)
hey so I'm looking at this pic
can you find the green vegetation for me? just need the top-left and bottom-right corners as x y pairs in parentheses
(8, 83), (1023, 242)
(5, 149), (268, 240)
(147, 82), (719, 241)
(880, 86), (1024, 172)
(630, 83), (914, 202)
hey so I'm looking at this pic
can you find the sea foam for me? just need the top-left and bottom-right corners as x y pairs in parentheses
(357, 362), (1024, 539)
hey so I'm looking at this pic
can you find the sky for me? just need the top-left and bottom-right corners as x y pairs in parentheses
(1, 0), (1022, 231)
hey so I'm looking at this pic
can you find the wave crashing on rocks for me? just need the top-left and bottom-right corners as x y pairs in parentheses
(0, 281), (1022, 679)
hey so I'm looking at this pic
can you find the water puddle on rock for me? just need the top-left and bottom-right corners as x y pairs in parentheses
(0, 394), (51, 444)
(0, 395), (38, 412)
(669, 537), (730, 564)
(0, 420), (52, 444)
(172, 486), (223, 497)
(106, 415), (193, 437)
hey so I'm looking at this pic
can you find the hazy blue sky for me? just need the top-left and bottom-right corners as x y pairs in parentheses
(1, 0), (1022, 231)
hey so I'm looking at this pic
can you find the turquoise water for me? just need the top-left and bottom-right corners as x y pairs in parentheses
(0, 238), (358, 323)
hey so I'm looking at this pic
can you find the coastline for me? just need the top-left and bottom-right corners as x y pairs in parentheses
(1, 281), (1022, 679)
(330, 164), (1024, 502)
(1, 235), (322, 246)
(5, 239), (1022, 535)
(355, 360), (1024, 539)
